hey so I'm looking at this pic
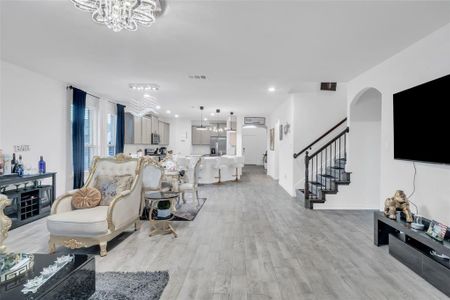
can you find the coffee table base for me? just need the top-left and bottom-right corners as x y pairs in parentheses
(149, 221), (177, 238)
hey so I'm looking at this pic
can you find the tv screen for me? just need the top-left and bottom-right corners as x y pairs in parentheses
(393, 74), (450, 165)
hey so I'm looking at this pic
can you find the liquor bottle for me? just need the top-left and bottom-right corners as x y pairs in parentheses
(11, 153), (17, 173)
(16, 155), (24, 177)
(39, 156), (46, 174)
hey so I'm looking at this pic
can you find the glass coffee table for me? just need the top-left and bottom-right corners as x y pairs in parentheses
(0, 253), (95, 300)
(144, 191), (179, 238)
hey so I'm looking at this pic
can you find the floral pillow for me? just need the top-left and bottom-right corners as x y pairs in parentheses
(94, 174), (134, 206)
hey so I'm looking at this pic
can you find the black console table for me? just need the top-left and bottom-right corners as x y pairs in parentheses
(374, 211), (450, 296)
(0, 173), (56, 229)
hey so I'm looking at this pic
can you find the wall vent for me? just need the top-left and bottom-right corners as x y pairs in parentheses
(189, 75), (207, 79)
(320, 82), (337, 91)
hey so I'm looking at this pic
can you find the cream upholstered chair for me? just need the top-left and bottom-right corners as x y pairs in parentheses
(47, 154), (144, 256)
(179, 158), (202, 206)
(142, 157), (164, 195)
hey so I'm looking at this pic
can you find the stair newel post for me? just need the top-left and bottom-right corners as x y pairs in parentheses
(304, 151), (310, 202)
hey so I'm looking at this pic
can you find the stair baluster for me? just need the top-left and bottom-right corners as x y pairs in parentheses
(298, 126), (350, 209)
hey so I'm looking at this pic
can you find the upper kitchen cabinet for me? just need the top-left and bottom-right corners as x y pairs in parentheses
(151, 116), (159, 134)
(158, 121), (170, 145)
(133, 116), (143, 144)
(142, 117), (152, 144)
(124, 112), (134, 144)
(192, 126), (210, 145)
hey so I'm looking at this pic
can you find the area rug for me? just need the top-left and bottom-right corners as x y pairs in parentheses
(173, 197), (207, 221)
(89, 271), (169, 300)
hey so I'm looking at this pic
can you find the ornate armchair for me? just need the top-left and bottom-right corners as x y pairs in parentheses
(0, 194), (12, 254)
(47, 154), (145, 256)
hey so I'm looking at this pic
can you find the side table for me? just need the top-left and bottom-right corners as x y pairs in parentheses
(144, 192), (179, 238)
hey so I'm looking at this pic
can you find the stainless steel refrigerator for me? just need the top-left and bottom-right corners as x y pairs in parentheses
(210, 136), (227, 156)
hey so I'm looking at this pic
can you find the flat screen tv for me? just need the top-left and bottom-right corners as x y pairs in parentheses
(393, 74), (450, 165)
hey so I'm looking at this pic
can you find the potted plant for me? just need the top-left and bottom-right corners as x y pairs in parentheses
(157, 200), (171, 218)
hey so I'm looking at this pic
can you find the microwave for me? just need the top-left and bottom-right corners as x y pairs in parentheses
(151, 133), (160, 145)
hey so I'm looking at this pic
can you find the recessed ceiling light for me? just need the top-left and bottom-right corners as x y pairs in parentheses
(204, 117), (208, 121)
(210, 113), (215, 116)
(156, 105), (161, 110)
(268, 86), (276, 92)
(174, 114), (179, 118)
(144, 94), (150, 98)
(166, 110), (171, 114)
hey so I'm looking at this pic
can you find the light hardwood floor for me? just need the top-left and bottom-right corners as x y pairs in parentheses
(5, 166), (447, 299)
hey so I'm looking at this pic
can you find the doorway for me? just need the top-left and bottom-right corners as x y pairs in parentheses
(348, 87), (382, 208)
(242, 126), (267, 165)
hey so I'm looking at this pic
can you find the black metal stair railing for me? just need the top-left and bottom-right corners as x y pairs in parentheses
(303, 127), (349, 203)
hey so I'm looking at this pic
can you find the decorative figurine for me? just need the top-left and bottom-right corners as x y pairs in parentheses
(384, 190), (413, 223)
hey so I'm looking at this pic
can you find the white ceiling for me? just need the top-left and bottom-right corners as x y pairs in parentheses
(2, 0), (450, 119)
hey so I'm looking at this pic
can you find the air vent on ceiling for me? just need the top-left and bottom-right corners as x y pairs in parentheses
(320, 82), (337, 91)
(189, 75), (207, 79)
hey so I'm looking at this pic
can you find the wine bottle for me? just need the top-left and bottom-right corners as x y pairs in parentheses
(39, 156), (46, 174)
(17, 155), (24, 177)
(11, 153), (17, 173)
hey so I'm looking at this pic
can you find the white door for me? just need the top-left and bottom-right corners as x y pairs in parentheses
(242, 127), (266, 165)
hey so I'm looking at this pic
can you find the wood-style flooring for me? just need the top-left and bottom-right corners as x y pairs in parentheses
(6, 166), (447, 299)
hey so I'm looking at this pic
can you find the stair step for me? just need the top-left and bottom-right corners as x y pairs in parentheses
(334, 158), (347, 168)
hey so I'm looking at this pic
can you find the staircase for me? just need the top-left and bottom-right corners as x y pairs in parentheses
(293, 119), (351, 209)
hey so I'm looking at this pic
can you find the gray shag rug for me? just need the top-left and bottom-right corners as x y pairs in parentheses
(89, 271), (169, 300)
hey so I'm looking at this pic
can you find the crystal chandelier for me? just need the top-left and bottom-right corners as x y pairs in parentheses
(70, 0), (159, 32)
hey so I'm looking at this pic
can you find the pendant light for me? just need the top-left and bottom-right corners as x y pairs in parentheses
(197, 106), (208, 131)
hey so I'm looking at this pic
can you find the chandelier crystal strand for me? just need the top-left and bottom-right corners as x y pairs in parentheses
(71, 0), (157, 32)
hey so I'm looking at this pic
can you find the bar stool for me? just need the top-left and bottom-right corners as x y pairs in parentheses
(233, 156), (244, 181)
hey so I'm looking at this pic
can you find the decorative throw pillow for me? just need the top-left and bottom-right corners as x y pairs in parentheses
(94, 174), (134, 206)
(72, 187), (101, 209)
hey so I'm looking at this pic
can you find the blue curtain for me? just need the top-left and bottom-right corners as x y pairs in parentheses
(116, 104), (125, 155)
(72, 88), (86, 189)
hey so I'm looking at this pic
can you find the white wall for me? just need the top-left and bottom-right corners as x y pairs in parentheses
(292, 87), (348, 189)
(242, 127), (266, 165)
(336, 23), (450, 224)
(0, 60), (70, 195)
(267, 87), (347, 197)
(169, 118), (192, 156)
(267, 97), (295, 196)
(318, 88), (382, 210)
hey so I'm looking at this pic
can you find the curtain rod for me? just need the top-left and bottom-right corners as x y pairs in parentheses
(66, 85), (121, 106)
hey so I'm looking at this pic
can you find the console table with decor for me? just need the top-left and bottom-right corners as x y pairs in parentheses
(374, 211), (450, 296)
(0, 173), (56, 229)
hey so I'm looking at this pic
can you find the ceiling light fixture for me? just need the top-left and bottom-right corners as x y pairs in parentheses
(143, 94), (150, 98)
(174, 114), (179, 118)
(197, 106), (208, 131)
(129, 83), (159, 91)
(268, 86), (276, 92)
(70, 0), (162, 32)
(166, 110), (171, 114)
(210, 113), (215, 116)
(156, 105), (161, 110)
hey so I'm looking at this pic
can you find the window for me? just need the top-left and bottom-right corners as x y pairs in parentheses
(71, 96), (98, 172)
(84, 108), (97, 170)
(106, 113), (117, 156)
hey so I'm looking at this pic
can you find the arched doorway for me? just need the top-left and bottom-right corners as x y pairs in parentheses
(348, 87), (382, 207)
